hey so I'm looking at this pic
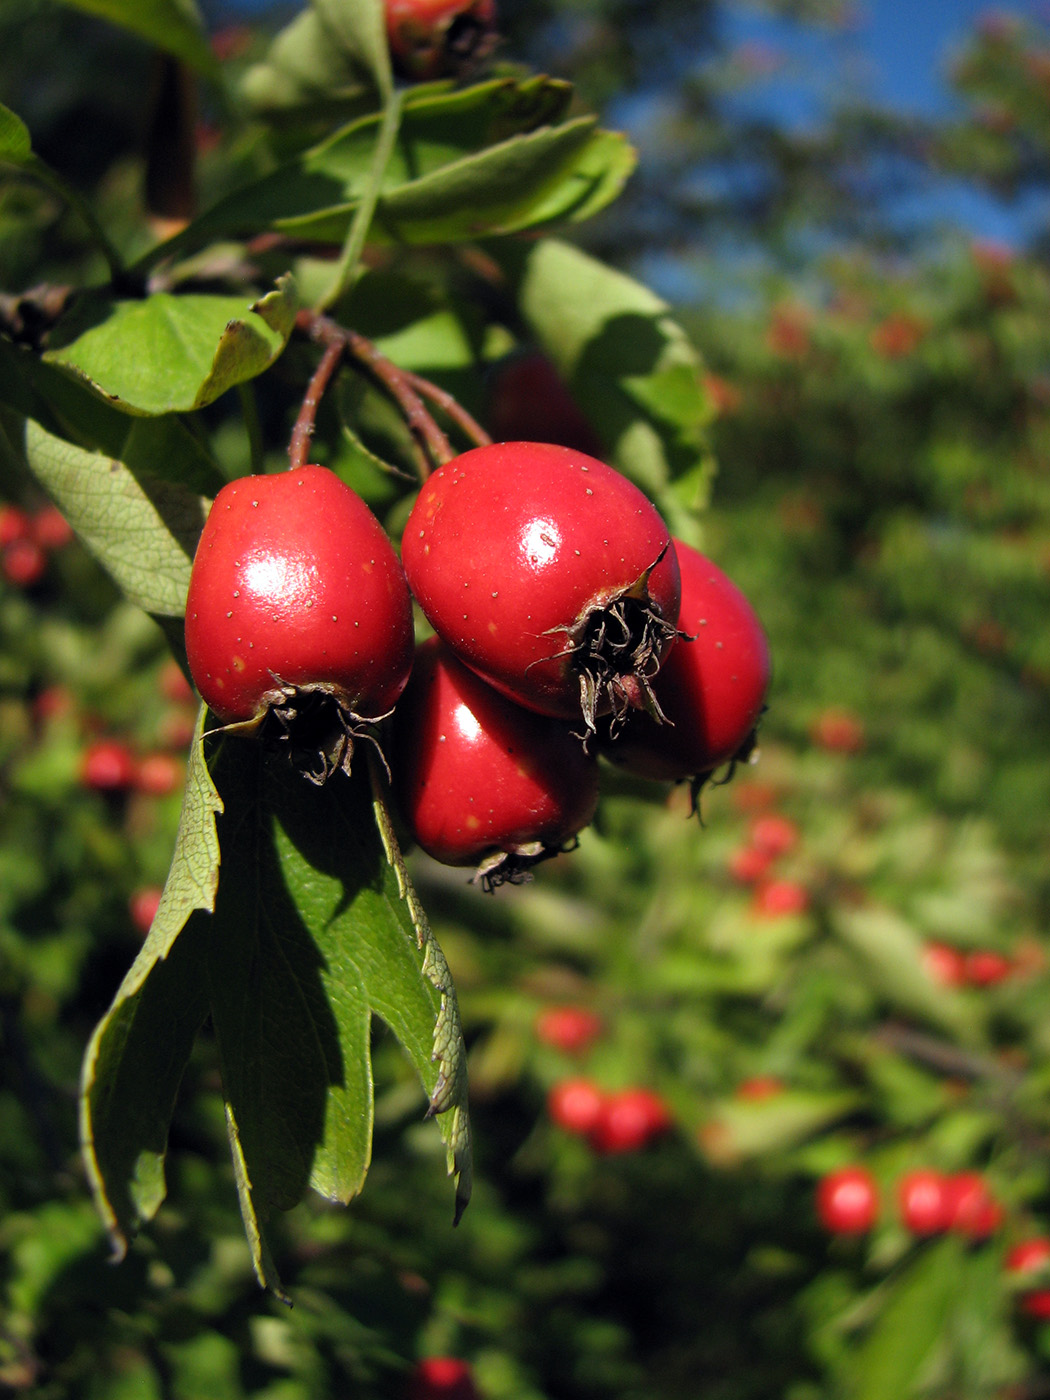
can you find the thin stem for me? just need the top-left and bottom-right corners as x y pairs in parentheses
(27, 157), (126, 286)
(344, 327), (455, 471)
(314, 88), (404, 315)
(237, 381), (265, 475)
(288, 336), (345, 470)
(403, 370), (492, 450)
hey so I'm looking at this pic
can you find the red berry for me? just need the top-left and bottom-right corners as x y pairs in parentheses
(158, 657), (195, 704)
(0, 505), (31, 548)
(598, 539), (770, 780)
(30, 504), (74, 550)
(751, 879), (809, 919)
(392, 637), (599, 887)
(406, 1356), (480, 1400)
(548, 1078), (606, 1136)
(897, 1170), (951, 1236)
(734, 1075), (784, 1101)
(134, 752), (184, 797)
(185, 467), (414, 770)
(727, 845), (774, 885)
(3, 538), (47, 587)
(487, 353), (603, 457)
(922, 941), (968, 988)
(816, 1166), (879, 1235)
(80, 739), (137, 792)
(965, 949), (1014, 987)
(943, 1172), (1003, 1240)
(402, 442), (681, 732)
(811, 707), (865, 753)
(128, 886), (163, 935)
(1006, 1238), (1050, 1319)
(386, 0), (497, 81)
(589, 1087), (673, 1154)
(749, 814), (799, 858)
(534, 1006), (603, 1055)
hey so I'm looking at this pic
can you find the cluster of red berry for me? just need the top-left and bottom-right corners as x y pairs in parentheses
(816, 1165), (1050, 1317)
(922, 939), (1033, 988)
(183, 445), (770, 888)
(728, 805), (810, 919)
(535, 1005), (673, 1154)
(817, 1164), (1003, 1239)
(0, 501), (74, 588)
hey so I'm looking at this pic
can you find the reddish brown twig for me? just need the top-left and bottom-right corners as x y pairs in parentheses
(288, 336), (345, 471)
(292, 310), (479, 480)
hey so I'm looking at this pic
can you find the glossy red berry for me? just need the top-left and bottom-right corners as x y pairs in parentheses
(128, 886), (164, 935)
(922, 941), (968, 988)
(1006, 1238), (1050, 1319)
(749, 813), (799, 857)
(185, 466), (414, 776)
(134, 752), (184, 797)
(727, 845), (774, 885)
(897, 1170), (951, 1236)
(598, 539), (770, 781)
(751, 879), (809, 919)
(402, 442), (681, 732)
(30, 503), (74, 550)
(589, 1087), (673, 1154)
(3, 538), (47, 587)
(816, 1166), (878, 1235)
(547, 1078), (606, 1136)
(386, 0), (497, 81)
(811, 707), (865, 753)
(487, 352), (603, 457)
(0, 505), (31, 548)
(80, 739), (137, 792)
(534, 1005), (603, 1055)
(406, 1356), (480, 1400)
(943, 1172), (1003, 1240)
(965, 949), (1014, 986)
(392, 637), (599, 887)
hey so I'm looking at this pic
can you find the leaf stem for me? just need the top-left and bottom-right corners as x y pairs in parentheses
(288, 336), (345, 471)
(26, 156), (127, 287)
(237, 382), (265, 475)
(293, 311), (464, 478)
(314, 87), (404, 315)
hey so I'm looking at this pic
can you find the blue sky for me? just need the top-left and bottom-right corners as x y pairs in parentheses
(720, 0), (1050, 245)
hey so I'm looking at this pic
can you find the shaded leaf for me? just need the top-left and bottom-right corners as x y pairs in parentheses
(44, 275), (298, 415)
(136, 78), (628, 269)
(0, 101), (32, 164)
(240, 0), (391, 117)
(79, 706), (223, 1254)
(24, 419), (207, 617)
(494, 237), (716, 542)
(849, 1238), (962, 1400)
(203, 739), (470, 1284)
(56, 0), (220, 80)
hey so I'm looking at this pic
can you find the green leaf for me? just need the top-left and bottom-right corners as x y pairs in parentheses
(23, 419), (207, 617)
(699, 1089), (861, 1166)
(832, 906), (984, 1044)
(79, 705), (223, 1255)
(0, 101), (32, 164)
(135, 78), (630, 270)
(203, 741), (470, 1283)
(848, 1238), (962, 1400)
(55, 0), (220, 80)
(493, 237), (716, 542)
(44, 275), (299, 415)
(240, 0), (391, 116)
(1, 336), (226, 495)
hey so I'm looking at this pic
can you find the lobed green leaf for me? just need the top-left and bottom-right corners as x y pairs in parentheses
(43, 275), (299, 416)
